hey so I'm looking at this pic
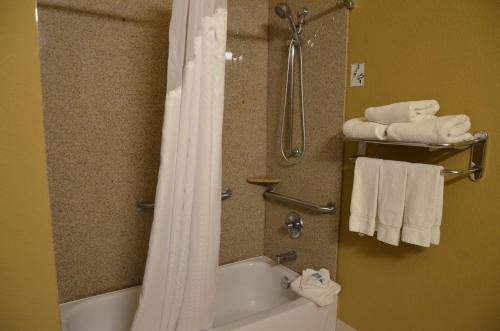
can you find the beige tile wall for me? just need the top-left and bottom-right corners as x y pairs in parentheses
(38, 0), (268, 302)
(39, 0), (346, 303)
(265, 1), (347, 276)
(220, 1), (268, 265)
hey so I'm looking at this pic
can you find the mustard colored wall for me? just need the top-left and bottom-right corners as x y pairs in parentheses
(337, 1), (500, 331)
(0, 1), (61, 330)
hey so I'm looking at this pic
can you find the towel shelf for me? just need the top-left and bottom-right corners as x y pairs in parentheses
(342, 130), (488, 182)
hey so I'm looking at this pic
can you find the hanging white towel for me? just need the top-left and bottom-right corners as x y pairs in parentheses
(290, 268), (341, 307)
(402, 163), (444, 247)
(365, 100), (440, 124)
(349, 157), (383, 236)
(376, 160), (408, 246)
(342, 117), (388, 140)
(386, 115), (474, 144)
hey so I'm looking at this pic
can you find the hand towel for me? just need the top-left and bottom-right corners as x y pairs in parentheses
(342, 117), (388, 140)
(365, 100), (440, 124)
(376, 160), (408, 246)
(386, 115), (474, 144)
(349, 157), (383, 236)
(290, 268), (341, 307)
(402, 163), (444, 247)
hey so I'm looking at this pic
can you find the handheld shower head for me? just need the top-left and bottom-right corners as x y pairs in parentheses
(274, 3), (292, 19)
(274, 3), (300, 42)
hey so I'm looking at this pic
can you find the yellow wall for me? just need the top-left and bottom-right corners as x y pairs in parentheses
(338, 1), (500, 331)
(0, 1), (61, 330)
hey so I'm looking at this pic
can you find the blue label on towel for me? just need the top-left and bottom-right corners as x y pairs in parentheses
(312, 272), (325, 283)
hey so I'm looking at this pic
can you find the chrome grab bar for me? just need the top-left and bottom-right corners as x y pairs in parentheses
(348, 155), (481, 176)
(137, 188), (232, 211)
(264, 188), (336, 214)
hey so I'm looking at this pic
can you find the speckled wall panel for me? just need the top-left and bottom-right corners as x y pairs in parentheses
(220, 1), (268, 265)
(265, 1), (347, 276)
(38, 0), (268, 303)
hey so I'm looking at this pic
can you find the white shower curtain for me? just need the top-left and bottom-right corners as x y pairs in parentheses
(131, 1), (227, 330)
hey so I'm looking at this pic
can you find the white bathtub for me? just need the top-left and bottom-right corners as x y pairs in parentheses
(60, 256), (338, 331)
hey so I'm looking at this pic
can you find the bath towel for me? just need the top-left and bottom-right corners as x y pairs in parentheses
(365, 100), (440, 124)
(386, 115), (474, 144)
(342, 117), (388, 140)
(349, 157), (383, 236)
(402, 163), (444, 247)
(376, 160), (408, 246)
(291, 268), (341, 307)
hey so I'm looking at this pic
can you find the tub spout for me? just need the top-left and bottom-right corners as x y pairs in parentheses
(276, 251), (297, 264)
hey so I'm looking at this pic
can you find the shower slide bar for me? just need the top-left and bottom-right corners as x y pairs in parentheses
(137, 188), (232, 211)
(264, 188), (336, 214)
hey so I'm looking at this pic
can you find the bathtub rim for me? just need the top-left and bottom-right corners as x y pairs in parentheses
(59, 256), (336, 331)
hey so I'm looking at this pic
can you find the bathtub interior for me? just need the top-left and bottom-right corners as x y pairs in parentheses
(214, 258), (300, 326)
(60, 286), (140, 331)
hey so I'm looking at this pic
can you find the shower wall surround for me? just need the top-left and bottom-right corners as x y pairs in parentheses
(39, 0), (268, 302)
(265, 1), (347, 275)
(219, 1), (269, 265)
(39, 0), (346, 303)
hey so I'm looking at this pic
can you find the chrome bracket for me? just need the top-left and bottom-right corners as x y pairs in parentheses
(343, 0), (355, 10)
(469, 130), (488, 181)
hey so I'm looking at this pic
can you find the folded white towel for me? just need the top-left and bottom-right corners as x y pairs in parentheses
(290, 268), (341, 307)
(386, 115), (474, 144)
(342, 117), (388, 140)
(376, 160), (408, 246)
(402, 163), (444, 247)
(365, 100), (440, 124)
(349, 157), (383, 236)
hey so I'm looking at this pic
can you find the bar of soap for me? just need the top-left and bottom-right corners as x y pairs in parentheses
(247, 176), (281, 185)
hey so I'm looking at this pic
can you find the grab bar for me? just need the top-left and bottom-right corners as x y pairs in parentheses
(264, 188), (336, 214)
(137, 188), (232, 211)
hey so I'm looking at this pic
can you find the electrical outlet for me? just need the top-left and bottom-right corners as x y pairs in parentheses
(350, 63), (365, 87)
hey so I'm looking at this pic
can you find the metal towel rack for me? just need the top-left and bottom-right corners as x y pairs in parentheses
(264, 188), (336, 214)
(137, 188), (232, 211)
(343, 130), (488, 182)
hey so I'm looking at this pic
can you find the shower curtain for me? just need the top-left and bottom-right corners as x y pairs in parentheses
(131, 1), (227, 330)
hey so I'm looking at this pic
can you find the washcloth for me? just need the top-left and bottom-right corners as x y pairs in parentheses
(365, 100), (440, 124)
(376, 160), (408, 246)
(342, 117), (388, 140)
(386, 115), (474, 144)
(349, 157), (384, 236)
(402, 163), (444, 247)
(290, 268), (341, 307)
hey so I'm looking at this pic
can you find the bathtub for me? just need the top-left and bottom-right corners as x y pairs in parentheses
(60, 256), (338, 331)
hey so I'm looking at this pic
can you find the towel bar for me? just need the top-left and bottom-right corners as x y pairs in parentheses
(348, 155), (481, 176)
(343, 130), (488, 181)
(137, 188), (232, 211)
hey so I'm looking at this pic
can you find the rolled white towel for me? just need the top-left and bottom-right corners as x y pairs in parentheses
(290, 268), (341, 307)
(386, 115), (474, 144)
(365, 100), (440, 124)
(342, 117), (388, 140)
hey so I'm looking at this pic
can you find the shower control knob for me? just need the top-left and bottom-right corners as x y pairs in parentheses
(285, 212), (304, 239)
